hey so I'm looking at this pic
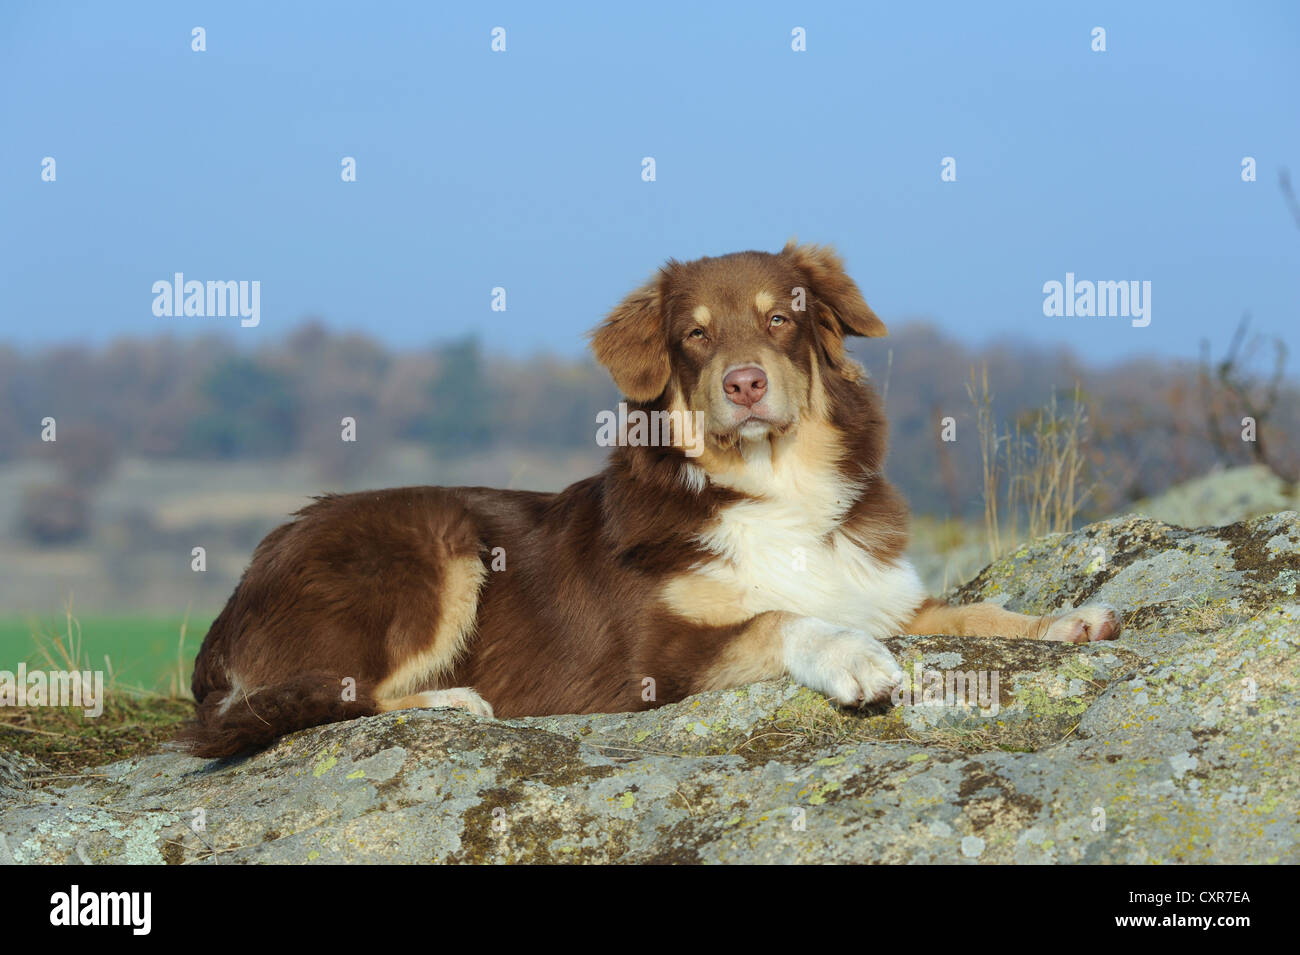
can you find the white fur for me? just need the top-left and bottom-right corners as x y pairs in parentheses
(680, 461), (708, 494)
(693, 434), (926, 640)
(216, 672), (260, 717)
(405, 687), (494, 717)
(781, 617), (903, 706)
(1045, 604), (1122, 643)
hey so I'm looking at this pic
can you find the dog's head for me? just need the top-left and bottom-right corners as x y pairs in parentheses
(590, 241), (886, 451)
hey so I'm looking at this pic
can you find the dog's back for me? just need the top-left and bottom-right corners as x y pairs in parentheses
(184, 470), (735, 756)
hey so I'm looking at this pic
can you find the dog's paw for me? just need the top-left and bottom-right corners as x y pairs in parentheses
(781, 618), (903, 707)
(1044, 604), (1123, 644)
(409, 687), (495, 718)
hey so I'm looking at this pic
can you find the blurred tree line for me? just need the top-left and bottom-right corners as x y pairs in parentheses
(0, 321), (618, 464)
(2, 319), (1296, 544)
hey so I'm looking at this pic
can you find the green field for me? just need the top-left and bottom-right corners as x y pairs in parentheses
(0, 614), (214, 696)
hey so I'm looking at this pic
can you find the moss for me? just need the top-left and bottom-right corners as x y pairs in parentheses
(1215, 520), (1300, 587)
(159, 839), (185, 865)
(451, 784), (634, 864)
(1013, 683), (1090, 720)
(954, 762), (1044, 833)
(729, 641), (1125, 759)
(312, 755), (338, 778)
(2, 695), (193, 777)
(804, 780), (841, 805)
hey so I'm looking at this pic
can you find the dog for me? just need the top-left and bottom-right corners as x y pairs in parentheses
(183, 241), (1121, 758)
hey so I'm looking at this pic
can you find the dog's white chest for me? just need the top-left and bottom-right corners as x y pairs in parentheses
(667, 437), (925, 637)
(693, 494), (924, 637)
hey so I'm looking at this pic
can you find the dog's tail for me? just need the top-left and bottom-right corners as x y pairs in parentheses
(178, 672), (377, 759)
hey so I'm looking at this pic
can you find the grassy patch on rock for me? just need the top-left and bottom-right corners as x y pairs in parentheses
(1, 696), (192, 778)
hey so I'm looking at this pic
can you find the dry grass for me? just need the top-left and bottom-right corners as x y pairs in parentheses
(1, 697), (193, 778)
(729, 687), (1018, 758)
(968, 365), (1094, 562)
(25, 604), (196, 700)
(2, 608), (194, 776)
(1169, 592), (1233, 632)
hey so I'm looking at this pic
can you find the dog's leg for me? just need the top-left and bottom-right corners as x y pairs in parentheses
(376, 687), (494, 717)
(697, 611), (903, 706)
(373, 553), (493, 712)
(903, 598), (1122, 644)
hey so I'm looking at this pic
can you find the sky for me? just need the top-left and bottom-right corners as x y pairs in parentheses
(2, 1), (1298, 368)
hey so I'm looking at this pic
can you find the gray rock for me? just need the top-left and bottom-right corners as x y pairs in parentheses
(3, 512), (1297, 864)
(1131, 464), (1298, 529)
(0, 751), (47, 808)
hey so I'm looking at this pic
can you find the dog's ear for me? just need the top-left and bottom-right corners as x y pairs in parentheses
(589, 273), (672, 402)
(783, 240), (888, 340)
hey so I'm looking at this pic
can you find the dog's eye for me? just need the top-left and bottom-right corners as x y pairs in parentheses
(688, 328), (707, 340)
(770, 314), (788, 327)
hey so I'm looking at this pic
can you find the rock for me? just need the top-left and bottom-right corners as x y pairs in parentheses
(1131, 464), (1297, 529)
(908, 466), (1300, 594)
(2, 512), (1297, 864)
(951, 510), (1300, 657)
(0, 751), (45, 805)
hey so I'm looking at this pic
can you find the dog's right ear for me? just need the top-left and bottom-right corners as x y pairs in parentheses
(782, 240), (888, 339)
(589, 273), (672, 402)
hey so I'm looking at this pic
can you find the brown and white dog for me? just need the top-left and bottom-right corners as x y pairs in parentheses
(184, 242), (1121, 758)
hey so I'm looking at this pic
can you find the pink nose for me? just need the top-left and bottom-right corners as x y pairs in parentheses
(723, 366), (768, 407)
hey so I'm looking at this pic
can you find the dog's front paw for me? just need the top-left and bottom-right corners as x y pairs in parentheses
(781, 618), (903, 707)
(1044, 604), (1123, 644)
(409, 687), (495, 717)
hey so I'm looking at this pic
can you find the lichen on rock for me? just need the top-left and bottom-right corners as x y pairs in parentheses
(2, 512), (1297, 864)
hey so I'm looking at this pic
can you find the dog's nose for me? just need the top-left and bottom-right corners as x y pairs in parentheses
(723, 366), (767, 407)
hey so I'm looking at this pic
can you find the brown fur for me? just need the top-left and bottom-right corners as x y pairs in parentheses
(182, 242), (1119, 759)
(905, 598), (1053, 640)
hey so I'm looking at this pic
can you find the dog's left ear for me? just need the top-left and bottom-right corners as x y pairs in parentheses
(782, 240), (888, 339)
(589, 272), (672, 402)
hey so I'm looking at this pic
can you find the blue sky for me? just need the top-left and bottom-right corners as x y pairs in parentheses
(2, 1), (1297, 366)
